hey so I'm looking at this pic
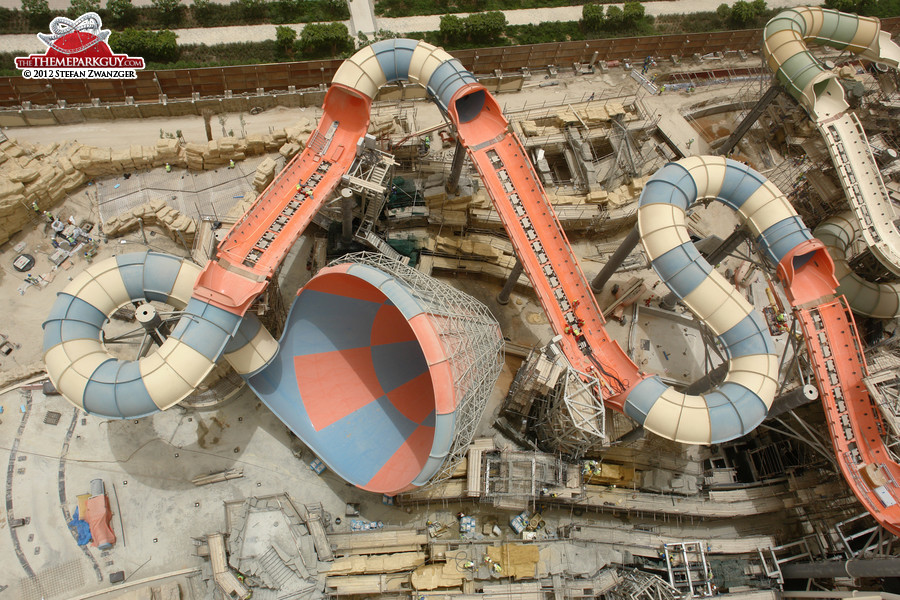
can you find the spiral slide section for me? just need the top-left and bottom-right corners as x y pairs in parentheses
(763, 7), (900, 282)
(245, 258), (502, 494)
(42, 251), (278, 419)
(815, 212), (900, 318)
(626, 157), (800, 443)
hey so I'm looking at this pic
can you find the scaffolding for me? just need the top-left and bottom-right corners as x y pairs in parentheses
(331, 252), (504, 488)
(606, 568), (683, 600)
(502, 345), (607, 460)
(482, 450), (570, 505)
(834, 512), (899, 558)
(662, 542), (713, 598)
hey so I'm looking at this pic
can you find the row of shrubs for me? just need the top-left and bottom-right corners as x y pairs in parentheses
(431, 0), (783, 48)
(376, 0), (586, 19)
(12, 0), (348, 34)
(0, 21), (358, 72)
(11, 0), (897, 73)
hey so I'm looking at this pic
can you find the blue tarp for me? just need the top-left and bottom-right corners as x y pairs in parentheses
(68, 508), (91, 546)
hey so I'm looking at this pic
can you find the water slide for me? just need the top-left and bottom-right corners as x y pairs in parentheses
(756, 7), (900, 533)
(763, 7), (900, 289)
(815, 212), (900, 318)
(247, 256), (501, 493)
(40, 35), (900, 520)
(43, 251), (277, 417)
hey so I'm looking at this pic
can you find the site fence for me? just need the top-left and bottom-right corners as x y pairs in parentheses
(1, 18), (899, 108)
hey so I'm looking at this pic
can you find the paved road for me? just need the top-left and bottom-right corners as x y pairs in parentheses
(0, 0), (810, 54)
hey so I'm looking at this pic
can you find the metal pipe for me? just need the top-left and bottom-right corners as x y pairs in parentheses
(497, 258), (524, 305)
(781, 592), (900, 600)
(682, 363), (728, 395)
(341, 188), (353, 243)
(447, 140), (466, 195)
(135, 303), (169, 347)
(781, 558), (900, 579)
(591, 225), (640, 293)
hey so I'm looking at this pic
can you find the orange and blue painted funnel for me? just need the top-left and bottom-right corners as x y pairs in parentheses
(245, 260), (494, 494)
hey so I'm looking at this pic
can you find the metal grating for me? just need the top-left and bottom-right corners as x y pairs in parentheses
(17, 560), (86, 600)
(43, 411), (61, 426)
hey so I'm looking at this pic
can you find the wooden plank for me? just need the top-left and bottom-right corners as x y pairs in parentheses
(207, 533), (251, 600)
(306, 511), (335, 562)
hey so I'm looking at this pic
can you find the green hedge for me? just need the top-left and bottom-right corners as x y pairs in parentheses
(109, 28), (180, 63)
(0, 0), (348, 34)
(378, 0), (589, 18)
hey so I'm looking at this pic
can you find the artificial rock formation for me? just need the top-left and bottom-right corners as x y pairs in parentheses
(0, 118), (315, 247)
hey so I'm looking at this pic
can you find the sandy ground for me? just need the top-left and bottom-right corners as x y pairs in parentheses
(0, 0), (812, 54)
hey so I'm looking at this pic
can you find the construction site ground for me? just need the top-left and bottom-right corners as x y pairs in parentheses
(0, 50), (804, 598)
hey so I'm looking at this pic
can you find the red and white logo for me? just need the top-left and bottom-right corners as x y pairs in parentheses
(15, 12), (144, 79)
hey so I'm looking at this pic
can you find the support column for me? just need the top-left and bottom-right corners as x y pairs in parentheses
(497, 258), (524, 305)
(135, 303), (169, 347)
(591, 224), (640, 293)
(341, 188), (354, 243)
(660, 228), (748, 309)
(446, 140), (466, 195)
(766, 384), (819, 420)
(682, 363), (729, 395)
(717, 84), (781, 157)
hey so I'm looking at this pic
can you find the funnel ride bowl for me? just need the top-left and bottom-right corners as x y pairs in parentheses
(247, 253), (503, 495)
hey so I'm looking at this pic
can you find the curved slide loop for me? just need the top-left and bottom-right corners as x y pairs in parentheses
(627, 156), (821, 444)
(815, 212), (900, 318)
(333, 39), (482, 118)
(763, 7), (893, 119)
(42, 251), (277, 419)
(246, 256), (502, 495)
(763, 7), (900, 277)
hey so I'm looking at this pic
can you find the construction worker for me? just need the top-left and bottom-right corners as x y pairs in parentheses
(492, 563), (502, 573)
(229, 159), (235, 169)
(776, 313), (786, 323)
(31, 201), (39, 212)
(165, 163), (171, 173)
(463, 560), (475, 569)
(686, 138), (694, 149)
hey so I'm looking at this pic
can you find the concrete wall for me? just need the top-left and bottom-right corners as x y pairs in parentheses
(0, 91), (327, 129)
(0, 75), (523, 128)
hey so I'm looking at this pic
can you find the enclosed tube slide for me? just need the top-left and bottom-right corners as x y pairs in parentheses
(626, 156), (803, 443)
(42, 251), (277, 418)
(763, 7), (900, 284)
(815, 212), (900, 318)
(246, 257), (502, 494)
